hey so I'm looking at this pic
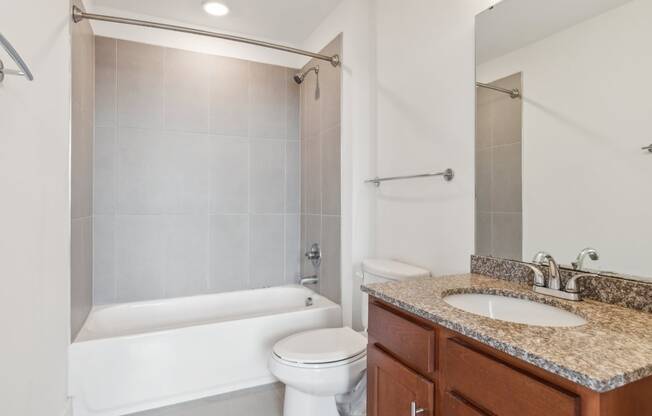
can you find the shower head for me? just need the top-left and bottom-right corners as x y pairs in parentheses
(293, 65), (319, 85)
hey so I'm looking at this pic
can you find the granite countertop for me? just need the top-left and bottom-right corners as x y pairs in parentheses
(362, 273), (652, 393)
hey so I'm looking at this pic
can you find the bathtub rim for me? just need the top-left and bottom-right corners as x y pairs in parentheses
(73, 285), (339, 344)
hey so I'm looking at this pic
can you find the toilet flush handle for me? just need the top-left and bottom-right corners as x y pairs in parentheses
(411, 401), (425, 415)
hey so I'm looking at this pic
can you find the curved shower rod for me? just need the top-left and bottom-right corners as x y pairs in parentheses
(0, 33), (34, 83)
(71, 6), (341, 67)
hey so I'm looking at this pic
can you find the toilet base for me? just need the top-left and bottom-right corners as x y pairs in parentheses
(283, 386), (340, 416)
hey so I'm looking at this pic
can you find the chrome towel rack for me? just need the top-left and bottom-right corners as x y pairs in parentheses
(476, 82), (520, 99)
(365, 169), (454, 187)
(0, 33), (34, 83)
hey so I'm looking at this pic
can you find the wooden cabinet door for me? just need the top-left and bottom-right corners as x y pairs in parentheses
(367, 345), (434, 416)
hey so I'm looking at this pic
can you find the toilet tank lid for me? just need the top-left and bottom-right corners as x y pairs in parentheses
(361, 259), (430, 280)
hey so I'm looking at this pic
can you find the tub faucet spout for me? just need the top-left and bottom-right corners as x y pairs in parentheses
(299, 275), (319, 287)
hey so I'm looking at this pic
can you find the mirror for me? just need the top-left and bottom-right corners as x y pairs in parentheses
(475, 0), (652, 282)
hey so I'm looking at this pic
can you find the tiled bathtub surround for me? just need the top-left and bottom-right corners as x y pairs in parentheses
(362, 274), (652, 392)
(94, 37), (301, 304)
(300, 35), (342, 303)
(70, 0), (94, 339)
(471, 255), (652, 313)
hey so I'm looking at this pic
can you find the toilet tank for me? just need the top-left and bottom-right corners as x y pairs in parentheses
(360, 259), (430, 330)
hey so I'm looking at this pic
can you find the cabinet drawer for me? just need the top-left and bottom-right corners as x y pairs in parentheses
(445, 338), (580, 416)
(368, 301), (435, 375)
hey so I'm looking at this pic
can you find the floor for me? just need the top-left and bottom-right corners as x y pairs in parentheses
(130, 383), (284, 416)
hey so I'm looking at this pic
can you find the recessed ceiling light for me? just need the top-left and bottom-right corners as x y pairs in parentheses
(202, 1), (229, 16)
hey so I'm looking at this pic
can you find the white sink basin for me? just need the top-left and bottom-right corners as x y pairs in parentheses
(443, 293), (587, 327)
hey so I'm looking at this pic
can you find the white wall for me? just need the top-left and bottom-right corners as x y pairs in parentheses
(303, 0), (492, 328)
(0, 1), (72, 415)
(478, 0), (652, 277)
(373, 0), (490, 274)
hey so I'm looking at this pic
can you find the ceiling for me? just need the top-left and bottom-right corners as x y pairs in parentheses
(89, 0), (343, 44)
(476, 0), (633, 64)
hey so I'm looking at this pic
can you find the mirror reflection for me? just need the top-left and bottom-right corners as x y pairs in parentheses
(475, 0), (652, 282)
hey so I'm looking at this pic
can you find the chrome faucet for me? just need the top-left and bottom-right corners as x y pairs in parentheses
(529, 251), (602, 301)
(299, 275), (319, 287)
(541, 254), (562, 290)
(298, 243), (321, 287)
(572, 248), (599, 271)
(531, 252), (581, 301)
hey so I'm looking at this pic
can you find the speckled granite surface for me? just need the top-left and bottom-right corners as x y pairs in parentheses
(471, 255), (652, 313)
(362, 273), (652, 393)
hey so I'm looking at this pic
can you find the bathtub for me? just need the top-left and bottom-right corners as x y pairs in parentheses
(69, 285), (341, 416)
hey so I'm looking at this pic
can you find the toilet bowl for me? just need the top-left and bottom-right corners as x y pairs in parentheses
(269, 259), (430, 416)
(269, 327), (367, 416)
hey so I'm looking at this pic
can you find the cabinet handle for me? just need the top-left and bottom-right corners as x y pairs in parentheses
(411, 401), (426, 415)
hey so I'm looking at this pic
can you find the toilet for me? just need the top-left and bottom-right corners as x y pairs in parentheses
(269, 259), (431, 416)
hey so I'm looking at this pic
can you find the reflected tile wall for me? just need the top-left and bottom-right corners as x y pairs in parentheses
(300, 35), (342, 303)
(475, 72), (523, 261)
(94, 37), (300, 304)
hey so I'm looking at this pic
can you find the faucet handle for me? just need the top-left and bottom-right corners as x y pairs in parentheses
(565, 273), (599, 294)
(531, 252), (562, 290)
(304, 243), (321, 267)
(525, 264), (546, 287)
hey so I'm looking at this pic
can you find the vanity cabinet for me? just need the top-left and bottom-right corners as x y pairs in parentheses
(367, 297), (652, 416)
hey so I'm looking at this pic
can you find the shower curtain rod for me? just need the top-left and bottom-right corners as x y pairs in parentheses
(71, 6), (341, 67)
(476, 82), (520, 99)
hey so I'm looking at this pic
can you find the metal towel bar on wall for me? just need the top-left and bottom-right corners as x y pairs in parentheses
(365, 169), (454, 187)
(0, 33), (34, 83)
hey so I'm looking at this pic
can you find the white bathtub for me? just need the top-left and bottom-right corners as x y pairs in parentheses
(69, 285), (341, 416)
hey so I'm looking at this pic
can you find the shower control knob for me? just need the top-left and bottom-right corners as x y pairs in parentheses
(642, 144), (652, 153)
(305, 243), (321, 267)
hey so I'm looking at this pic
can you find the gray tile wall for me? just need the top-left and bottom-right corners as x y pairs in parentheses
(475, 73), (523, 261)
(94, 37), (300, 304)
(71, 0), (94, 339)
(300, 35), (342, 303)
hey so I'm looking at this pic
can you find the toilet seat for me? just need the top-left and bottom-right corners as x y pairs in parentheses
(273, 349), (366, 369)
(273, 327), (367, 368)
